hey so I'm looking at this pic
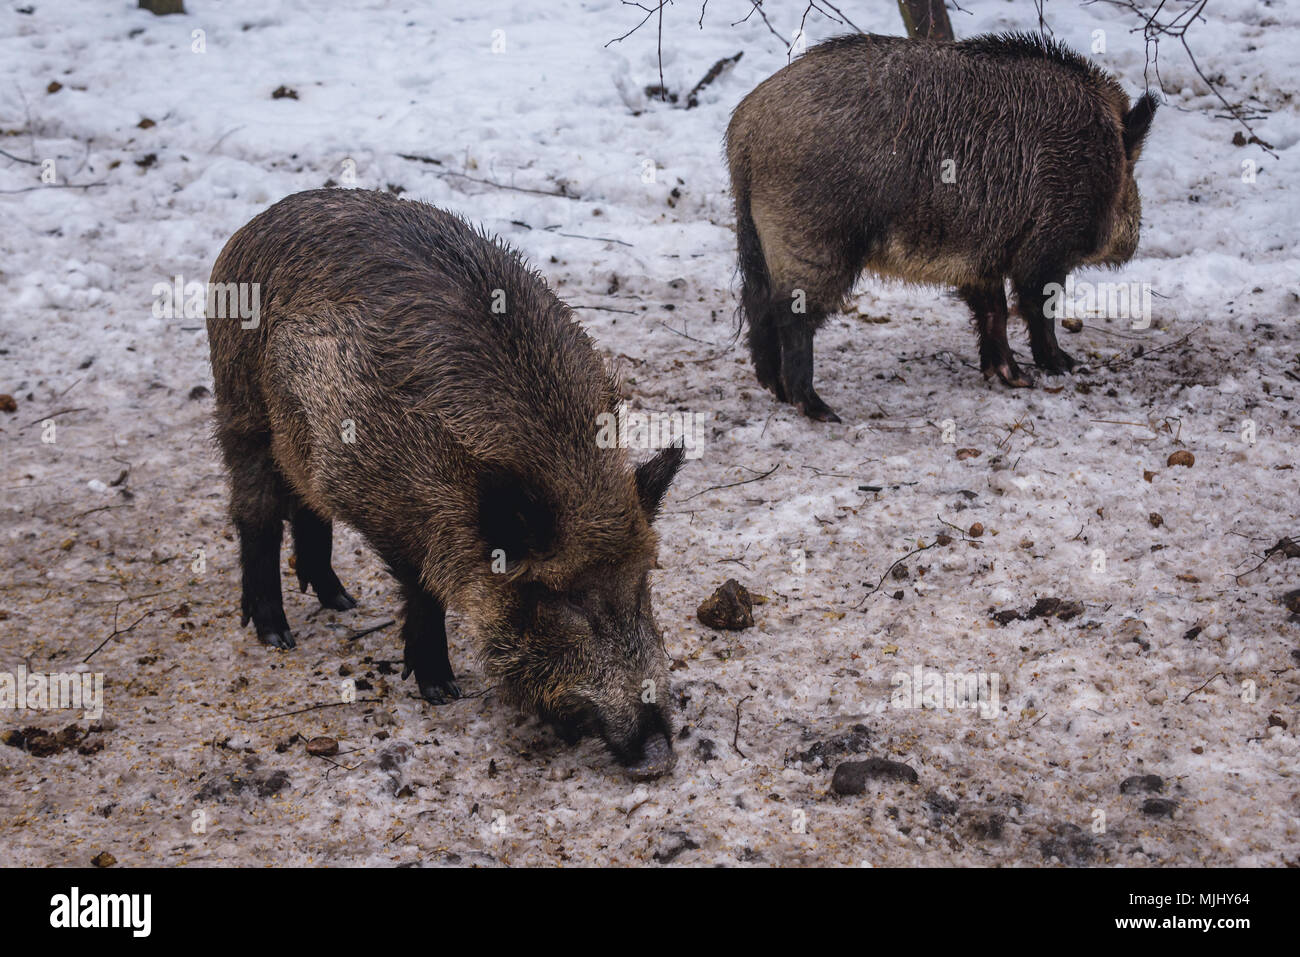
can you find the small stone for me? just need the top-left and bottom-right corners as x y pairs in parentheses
(91, 851), (116, 867)
(1142, 797), (1178, 817)
(0, 394), (16, 413)
(1062, 318), (1084, 333)
(696, 579), (754, 631)
(1167, 450), (1195, 468)
(1028, 597), (1060, 618)
(305, 736), (338, 757)
(831, 757), (918, 794)
(1120, 774), (1164, 794)
(955, 447), (981, 460)
(1148, 512), (1163, 528)
(968, 522), (984, 538)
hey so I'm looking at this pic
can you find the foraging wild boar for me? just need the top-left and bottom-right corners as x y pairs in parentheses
(206, 189), (684, 778)
(727, 32), (1159, 421)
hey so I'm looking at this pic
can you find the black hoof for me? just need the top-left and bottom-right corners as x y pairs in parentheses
(1033, 346), (1077, 375)
(795, 391), (841, 423)
(318, 588), (358, 612)
(242, 596), (294, 649)
(992, 362), (1033, 389)
(1051, 351), (1078, 374)
(417, 678), (461, 705)
(257, 627), (296, 650)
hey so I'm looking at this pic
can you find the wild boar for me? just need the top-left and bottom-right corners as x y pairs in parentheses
(726, 32), (1158, 421)
(206, 189), (684, 778)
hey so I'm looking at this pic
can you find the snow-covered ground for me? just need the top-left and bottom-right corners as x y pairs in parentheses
(1, 0), (1297, 866)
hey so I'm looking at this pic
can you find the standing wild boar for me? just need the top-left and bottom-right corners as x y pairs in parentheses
(206, 189), (684, 778)
(727, 33), (1158, 421)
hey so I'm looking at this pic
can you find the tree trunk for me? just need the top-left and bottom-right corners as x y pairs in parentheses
(897, 0), (954, 41)
(139, 0), (185, 15)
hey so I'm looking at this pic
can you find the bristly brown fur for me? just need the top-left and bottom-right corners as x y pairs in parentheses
(726, 31), (1157, 417)
(207, 189), (682, 772)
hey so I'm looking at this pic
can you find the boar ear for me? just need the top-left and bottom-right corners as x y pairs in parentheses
(635, 444), (685, 521)
(477, 469), (557, 565)
(1123, 92), (1158, 159)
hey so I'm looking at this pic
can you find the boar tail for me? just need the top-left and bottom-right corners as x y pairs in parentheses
(733, 179), (770, 330)
(1122, 92), (1158, 159)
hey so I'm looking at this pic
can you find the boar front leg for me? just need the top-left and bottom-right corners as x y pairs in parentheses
(290, 502), (358, 612)
(394, 572), (461, 705)
(960, 282), (1031, 388)
(1017, 272), (1077, 376)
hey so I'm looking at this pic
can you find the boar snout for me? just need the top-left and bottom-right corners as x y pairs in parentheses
(623, 729), (674, 780)
(600, 702), (676, 780)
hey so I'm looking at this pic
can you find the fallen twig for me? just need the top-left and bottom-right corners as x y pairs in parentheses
(346, 619), (396, 642)
(236, 698), (382, 723)
(680, 464), (779, 502)
(20, 407), (88, 430)
(858, 539), (941, 606)
(0, 181), (108, 195)
(732, 693), (753, 758)
(1180, 671), (1227, 703)
(1233, 536), (1300, 584)
(84, 608), (163, 662)
(436, 169), (576, 199)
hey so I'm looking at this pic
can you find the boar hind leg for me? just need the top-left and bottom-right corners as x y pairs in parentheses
(960, 283), (1031, 388)
(1016, 272), (1077, 376)
(396, 575), (461, 705)
(745, 304), (786, 402)
(290, 503), (357, 612)
(776, 316), (840, 422)
(224, 433), (295, 649)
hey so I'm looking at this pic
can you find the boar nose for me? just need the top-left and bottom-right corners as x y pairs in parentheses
(623, 729), (675, 780)
(616, 704), (675, 780)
